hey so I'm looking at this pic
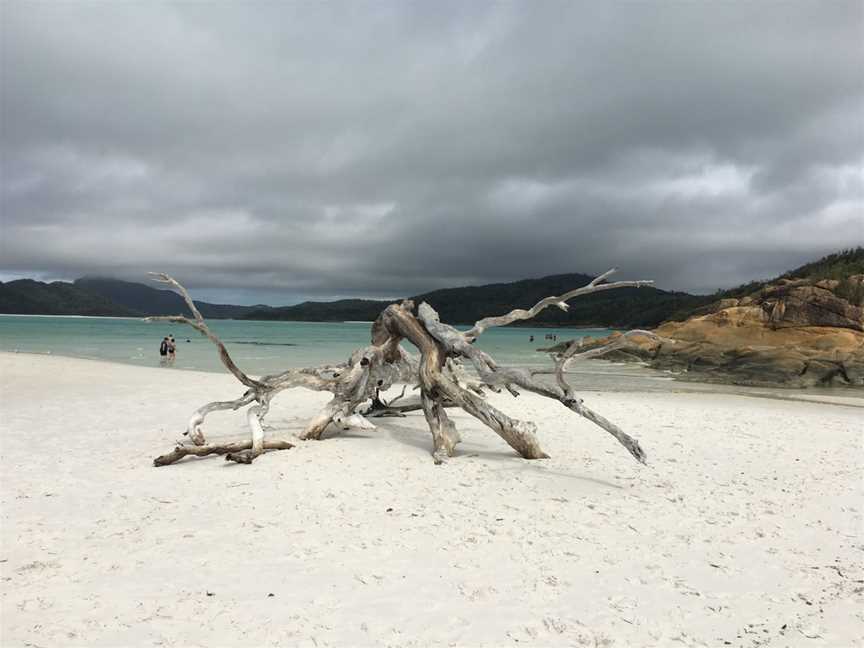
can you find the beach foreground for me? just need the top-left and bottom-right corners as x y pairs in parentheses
(1, 352), (862, 647)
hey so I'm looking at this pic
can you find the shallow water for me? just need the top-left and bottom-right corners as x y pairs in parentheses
(0, 314), (610, 375)
(2, 314), (860, 403)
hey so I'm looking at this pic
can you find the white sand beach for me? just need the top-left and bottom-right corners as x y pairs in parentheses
(1, 352), (862, 647)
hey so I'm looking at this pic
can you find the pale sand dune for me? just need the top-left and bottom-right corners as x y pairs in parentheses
(1, 352), (862, 647)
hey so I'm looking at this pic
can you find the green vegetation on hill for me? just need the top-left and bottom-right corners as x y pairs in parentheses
(74, 278), (267, 319)
(783, 247), (864, 282)
(3, 248), (860, 323)
(245, 299), (390, 323)
(0, 278), (271, 318)
(247, 273), (707, 328)
(714, 247), (864, 299)
(784, 248), (864, 306)
(0, 280), (137, 316)
(412, 274), (704, 328)
(664, 248), (864, 320)
(710, 247), (864, 307)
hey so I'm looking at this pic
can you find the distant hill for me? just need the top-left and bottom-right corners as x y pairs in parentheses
(413, 274), (704, 328)
(781, 247), (864, 306)
(720, 247), (864, 298)
(4, 249), (859, 325)
(783, 247), (864, 282)
(246, 250), (864, 327)
(0, 279), (137, 316)
(244, 298), (390, 323)
(73, 278), (270, 319)
(246, 273), (706, 328)
(0, 277), (271, 318)
(662, 247), (864, 322)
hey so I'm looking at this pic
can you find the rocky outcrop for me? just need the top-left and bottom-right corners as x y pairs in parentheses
(759, 279), (863, 331)
(557, 276), (864, 388)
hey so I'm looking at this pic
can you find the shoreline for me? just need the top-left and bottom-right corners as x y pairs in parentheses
(0, 312), (142, 320)
(2, 349), (862, 409)
(0, 312), (627, 329)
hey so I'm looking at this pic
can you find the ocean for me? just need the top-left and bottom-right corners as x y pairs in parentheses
(3, 314), (862, 399)
(0, 313), (617, 376)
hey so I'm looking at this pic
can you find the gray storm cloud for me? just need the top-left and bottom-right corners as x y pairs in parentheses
(1, 1), (862, 304)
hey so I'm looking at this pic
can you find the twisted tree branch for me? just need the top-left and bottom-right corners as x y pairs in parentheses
(463, 268), (654, 340)
(150, 269), (653, 466)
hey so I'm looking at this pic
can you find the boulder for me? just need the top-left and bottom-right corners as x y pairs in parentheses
(759, 284), (863, 331)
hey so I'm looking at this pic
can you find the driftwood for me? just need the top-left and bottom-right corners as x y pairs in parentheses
(149, 270), (654, 466)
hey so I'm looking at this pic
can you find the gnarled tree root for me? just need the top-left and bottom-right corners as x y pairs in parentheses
(154, 438), (296, 466)
(150, 269), (653, 467)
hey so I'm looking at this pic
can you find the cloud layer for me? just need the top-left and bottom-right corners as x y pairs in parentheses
(2, 2), (862, 303)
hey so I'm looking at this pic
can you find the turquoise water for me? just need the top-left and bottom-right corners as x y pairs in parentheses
(0, 314), (615, 376)
(4, 315), (860, 400)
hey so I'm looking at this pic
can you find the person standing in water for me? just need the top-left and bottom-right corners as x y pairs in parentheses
(167, 335), (176, 364)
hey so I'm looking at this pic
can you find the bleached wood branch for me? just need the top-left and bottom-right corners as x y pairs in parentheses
(534, 329), (665, 373)
(463, 268), (653, 340)
(151, 268), (652, 467)
(154, 437), (295, 466)
(418, 291), (651, 463)
(148, 279), (426, 464)
(379, 301), (548, 461)
(146, 273), (263, 390)
(184, 393), (256, 445)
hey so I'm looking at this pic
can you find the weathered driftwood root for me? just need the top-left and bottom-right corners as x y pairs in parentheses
(150, 268), (654, 466)
(416, 287), (652, 464)
(421, 392), (461, 464)
(148, 274), (416, 465)
(153, 438), (296, 466)
(297, 341), (414, 440)
(183, 394), (256, 445)
(377, 300), (550, 460)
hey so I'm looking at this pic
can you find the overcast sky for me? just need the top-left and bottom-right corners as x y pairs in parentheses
(2, 2), (862, 305)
